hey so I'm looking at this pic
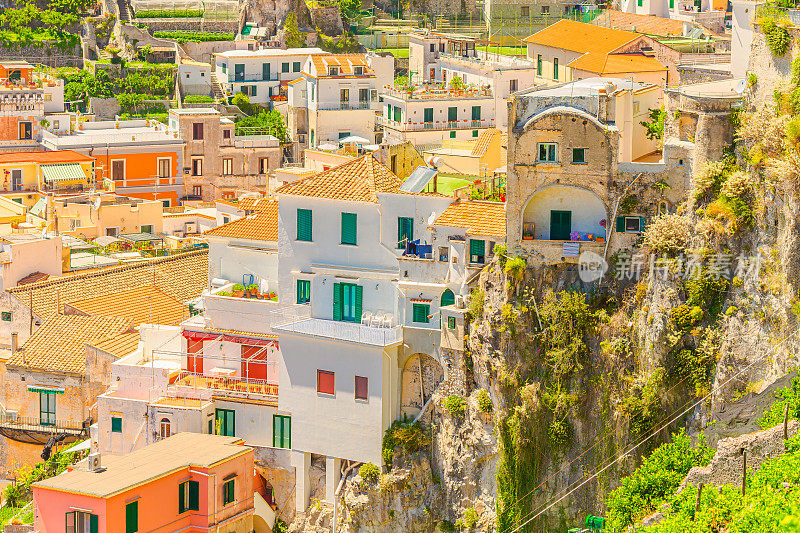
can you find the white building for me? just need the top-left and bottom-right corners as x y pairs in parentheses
(287, 53), (394, 149)
(213, 48), (327, 105)
(380, 85), (497, 150)
(178, 59), (213, 97)
(731, 0), (761, 78)
(620, 0), (726, 32)
(0, 234), (63, 291)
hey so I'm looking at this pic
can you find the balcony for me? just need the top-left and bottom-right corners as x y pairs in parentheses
(317, 101), (377, 111)
(381, 84), (493, 101)
(229, 73), (280, 83)
(273, 317), (403, 347)
(0, 412), (87, 444)
(380, 116), (495, 132)
(170, 371), (278, 404)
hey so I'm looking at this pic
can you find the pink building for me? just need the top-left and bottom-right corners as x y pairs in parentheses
(32, 433), (254, 533)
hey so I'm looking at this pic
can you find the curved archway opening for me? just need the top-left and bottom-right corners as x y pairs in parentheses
(441, 288), (455, 307)
(522, 185), (607, 241)
(400, 353), (444, 419)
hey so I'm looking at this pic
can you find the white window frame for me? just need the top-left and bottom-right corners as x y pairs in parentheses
(623, 216), (642, 233)
(105, 226), (120, 237)
(222, 158), (233, 176)
(537, 143), (558, 163)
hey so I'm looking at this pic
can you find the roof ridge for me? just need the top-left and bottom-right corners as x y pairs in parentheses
(8, 249), (207, 293)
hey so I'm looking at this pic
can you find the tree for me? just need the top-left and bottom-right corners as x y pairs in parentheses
(284, 13), (306, 48)
(449, 75), (465, 92)
(337, 0), (362, 26)
(235, 110), (289, 143)
(640, 107), (666, 140)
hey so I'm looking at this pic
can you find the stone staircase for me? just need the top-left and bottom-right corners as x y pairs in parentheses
(210, 71), (225, 100)
(116, 0), (131, 22)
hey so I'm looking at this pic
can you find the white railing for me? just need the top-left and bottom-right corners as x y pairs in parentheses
(379, 116), (495, 131)
(274, 317), (403, 346)
(171, 370), (279, 397)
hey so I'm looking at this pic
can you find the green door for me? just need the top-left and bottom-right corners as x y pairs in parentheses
(215, 408), (235, 436)
(126, 501), (138, 533)
(273, 415), (291, 448)
(333, 283), (362, 322)
(441, 289), (455, 307)
(424, 107), (433, 124)
(448, 106), (457, 123)
(234, 63), (244, 82)
(550, 210), (572, 240)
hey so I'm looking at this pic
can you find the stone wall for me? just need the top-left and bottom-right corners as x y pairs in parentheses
(309, 7), (344, 36)
(134, 19), (238, 33)
(0, 43), (83, 68)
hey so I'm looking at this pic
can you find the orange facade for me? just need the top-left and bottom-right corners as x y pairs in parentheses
(93, 150), (182, 206)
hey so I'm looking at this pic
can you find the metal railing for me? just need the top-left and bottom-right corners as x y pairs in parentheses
(230, 74), (280, 83)
(380, 116), (495, 131)
(0, 413), (85, 434)
(273, 317), (403, 346)
(316, 101), (377, 111)
(172, 370), (278, 397)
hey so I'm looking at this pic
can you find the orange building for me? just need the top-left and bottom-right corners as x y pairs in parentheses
(40, 119), (185, 207)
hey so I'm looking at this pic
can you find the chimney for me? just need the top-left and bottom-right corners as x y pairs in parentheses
(11, 332), (17, 354)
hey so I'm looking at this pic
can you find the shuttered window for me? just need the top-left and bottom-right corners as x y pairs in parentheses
(317, 370), (335, 394)
(125, 501), (138, 533)
(397, 217), (414, 248)
(273, 415), (291, 448)
(179, 480), (200, 513)
(66, 511), (98, 533)
(471, 106), (481, 120)
(424, 107), (433, 123)
(223, 479), (235, 505)
(296, 279), (311, 304)
(215, 408), (235, 436)
(111, 416), (122, 433)
(469, 239), (486, 263)
(412, 303), (430, 323)
(448, 316), (456, 329)
(341, 212), (357, 245)
(296, 209), (312, 241)
(332, 283), (362, 322)
(355, 376), (368, 400)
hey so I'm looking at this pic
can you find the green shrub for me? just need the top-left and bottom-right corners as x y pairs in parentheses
(359, 462), (379, 483)
(642, 214), (692, 256)
(684, 272), (729, 321)
(476, 389), (493, 413)
(382, 420), (431, 468)
(504, 256), (526, 283)
(456, 507), (478, 530)
(621, 368), (664, 436)
(670, 303), (703, 331)
(725, 305), (738, 316)
(672, 347), (715, 397)
(606, 429), (713, 529)
(548, 418), (571, 448)
(468, 288), (485, 319)
(759, 375), (800, 429)
(232, 283), (245, 291)
(273, 518), (289, 533)
(135, 8), (203, 17)
(153, 30), (234, 43)
(184, 94), (214, 103)
(443, 395), (466, 417)
(439, 520), (456, 532)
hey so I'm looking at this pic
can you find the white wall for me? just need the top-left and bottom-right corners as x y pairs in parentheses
(732, 0), (759, 78)
(0, 236), (62, 291)
(277, 332), (392, 465)
(179, 63), (213, 96)
(207, 236), (278, 290)
(522, 185), (607, 239)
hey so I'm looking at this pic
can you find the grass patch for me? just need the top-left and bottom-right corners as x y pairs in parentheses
(407, 172), (472, 196)
(0, 506), (25, 527)
(375, 47), (409, 58)
(153, 30), (234, 43)
(479, 45), (527, 56)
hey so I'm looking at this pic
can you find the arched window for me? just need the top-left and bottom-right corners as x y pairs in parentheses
(160, 418), (171, 439)
(441, 289), (455, 307)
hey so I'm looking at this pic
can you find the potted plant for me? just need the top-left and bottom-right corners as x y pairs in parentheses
(232, 283), (245, 297)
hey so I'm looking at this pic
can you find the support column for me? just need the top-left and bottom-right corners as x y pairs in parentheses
(292, 450), (311, 512)
(325, 456), (342, 503)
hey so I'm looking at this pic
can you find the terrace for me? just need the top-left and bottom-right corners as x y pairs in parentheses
(382, 84), (493, 101)
(169, 371), (278, 404)
(0, 412), (87, 444)
(273, 317), (403, 347)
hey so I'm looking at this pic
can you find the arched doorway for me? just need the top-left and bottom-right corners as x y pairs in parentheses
(401, 353), (444, 419)
(522, 185), (607, 241)
(441, 289), (455, 307)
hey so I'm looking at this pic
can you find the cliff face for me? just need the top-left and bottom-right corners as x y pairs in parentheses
(297, 25), (800, 533)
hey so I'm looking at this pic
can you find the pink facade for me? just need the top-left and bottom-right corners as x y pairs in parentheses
(33, 437), (254, 533)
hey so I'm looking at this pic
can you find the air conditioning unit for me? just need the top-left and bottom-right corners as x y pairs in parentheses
(455, 296), (465, 309)
(471, 255), (480, 263)
(173, 230), (185, 238)
(86, 452), (103, 472)
(185, 222), (197, 233)
(3, 410), (18, 421)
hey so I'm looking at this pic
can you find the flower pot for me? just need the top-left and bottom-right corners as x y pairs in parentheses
(233, 290), (244, 297)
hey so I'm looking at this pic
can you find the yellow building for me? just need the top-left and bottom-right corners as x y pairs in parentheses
(0, 151), (95, 203)
(51, 194), (165, 239)
(423, 129), (506, 177)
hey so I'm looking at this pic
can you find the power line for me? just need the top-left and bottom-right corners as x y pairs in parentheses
(502, 326), (800, 533)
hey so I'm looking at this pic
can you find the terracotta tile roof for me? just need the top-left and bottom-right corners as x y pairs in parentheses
(434, 200), (506, 238)
(238, 196), (273, 212)
(67, 286), (190, 326)
(471, 128), (500, 156)
(0, 150), (94, 165)
(152, 397), (209, 408)
(275, 155), (401, 203)
(592, 10), (685, 36)
(7, 315), (132, 374)
(203, 202), (278, 242)
(523, 19), (639, 53)
(311, 54), (373, 76)
(88, 332), (141, 358)
(8, 249), (208, 321)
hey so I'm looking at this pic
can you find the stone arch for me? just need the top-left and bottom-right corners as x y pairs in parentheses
(521, 184), (608, 240)
(441, 288), (455, 307)
(400, 353), (444, 419)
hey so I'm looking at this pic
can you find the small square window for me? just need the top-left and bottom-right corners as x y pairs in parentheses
(412, 303), (430, 324)
(438, 246), (449, 262)
(448, 316), (456, 329)
(537, 143), (557, 162)
(355, 376), (368, 400)
(1, 312), (11, 321)
(111, 416), (122, 433)
(222, 478), (235, 505)
(223, 129), (231, 139)
(625, 217), (642, 233)
(317, 370), (335, 395)
(472, 129), (479, 137)
(450, 131), (456, 139)
(572, 148), (586, 164)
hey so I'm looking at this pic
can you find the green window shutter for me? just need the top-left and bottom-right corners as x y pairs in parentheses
(393, 106), (402, 122)
(448, 316), (456, 329)
(126, 501), (138, 533)
(554, 58), (558, 80)
(470, 239), (485, 258)
(413, 303), (430, 323)
(537, 55), (542, 75)
(297, 209), (312, 241)
(296, 279), (310, 304)
(441, 289), (455, 307)
(293, 61), (300, 72)
(448, 106), (457, 122)
(616, 216), (625, 233)
(111, 417), (122, 433)
(90, 514), (98, 533)
(639, 216), (647, 233)
(188, 480), (199, 510)
(179, 481), (186, 513)
(472, 106), (480, 120)
(283, 416), (291, 448)
(341, 212), (357, 245)
(397, 217), (414, 248)
(332, 283), (342, 321)
(354, 285), (363, 322)
(273, 416), (280, 447)
(424, 107), (433, 122)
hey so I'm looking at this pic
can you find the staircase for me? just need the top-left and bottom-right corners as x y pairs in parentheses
(210, 71), (225, 101)
(116, 0), (131, 22)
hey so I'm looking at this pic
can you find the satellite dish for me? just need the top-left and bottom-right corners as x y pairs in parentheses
(92, 197), (101, 210)
(427, 211), (437, 225)
(736, 79), (747, 94)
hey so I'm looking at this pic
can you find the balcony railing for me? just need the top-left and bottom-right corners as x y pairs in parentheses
(229, 73), (280, 83)
(317, 101), (376, 111)
(0, 412), (86, 435)
(172, 371), (278, 399)
(380, 116), (495, 132)
(273, 317), (403, 347)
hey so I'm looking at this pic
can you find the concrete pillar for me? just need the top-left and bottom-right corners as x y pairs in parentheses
(325, 456), (341, 503)
(292, 451), (311, 512)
